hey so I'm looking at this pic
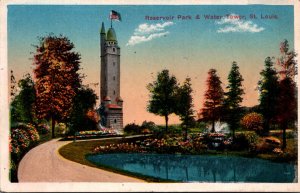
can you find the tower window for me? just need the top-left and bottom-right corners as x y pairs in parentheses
(114, 119), (117, 123)
(113, 48), (115, 52)
(113, 62), (115, 66)
(113, 76), (115, 81)
(113, 90), (115, 95)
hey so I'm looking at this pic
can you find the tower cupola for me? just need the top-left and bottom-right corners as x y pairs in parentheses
(107, 28), (117, 42)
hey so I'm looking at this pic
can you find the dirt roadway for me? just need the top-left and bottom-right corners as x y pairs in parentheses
(18, 139), (144, 182)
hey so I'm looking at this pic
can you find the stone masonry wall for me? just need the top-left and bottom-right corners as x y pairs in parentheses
(106, 109), (123, 134)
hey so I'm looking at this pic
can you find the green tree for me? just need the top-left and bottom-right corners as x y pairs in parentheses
(68, 86), (98, 135)
(10, 73), (36, 124)
(147, 69), (178, 132)
(175, 77), (195, 140)
(224, 61), (245, 139)
(10, 70), (17, 98)
(201, 69), (224, 133)
(33, 35), (81, 138)
(258, 57), (280, 134)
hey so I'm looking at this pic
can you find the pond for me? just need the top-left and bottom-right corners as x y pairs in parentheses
(86, 153), (296, 182)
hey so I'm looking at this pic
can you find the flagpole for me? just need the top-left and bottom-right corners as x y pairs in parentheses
(110, 16), (112, 28)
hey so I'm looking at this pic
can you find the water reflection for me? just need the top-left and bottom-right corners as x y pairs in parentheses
(87, 153), (296, 182)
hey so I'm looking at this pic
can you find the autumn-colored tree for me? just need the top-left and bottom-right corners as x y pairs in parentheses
(277, 78), (297, 149)
(33, 35), (81, 138)
(147, 69), (178, 132)
(277, 39), (297, 80)
(258, 57), (279, 134)
(276, 39), (297, 150)
(86, 109), (100, 123)
(201, 69), (224, 133)
(175, 77), (195, 140)
(224, 62), (245, 139)
(240, 112), (263, 135)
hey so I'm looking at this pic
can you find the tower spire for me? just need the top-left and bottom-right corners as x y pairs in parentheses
(100, 22), (105, 34)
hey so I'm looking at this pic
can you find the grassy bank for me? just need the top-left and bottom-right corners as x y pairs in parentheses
(59, 135), (297, 182)
(58, 136), (172, 182)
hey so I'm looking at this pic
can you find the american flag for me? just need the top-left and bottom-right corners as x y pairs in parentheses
(110, 10), (121, 21)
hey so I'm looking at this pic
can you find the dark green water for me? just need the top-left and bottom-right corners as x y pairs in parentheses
(87, 153), (296, 182)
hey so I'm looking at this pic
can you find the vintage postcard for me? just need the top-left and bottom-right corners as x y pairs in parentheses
(0, 0), (299, 192)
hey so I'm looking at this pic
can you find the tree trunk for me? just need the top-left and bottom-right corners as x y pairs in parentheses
(282, 122), (287, 150)
(232, 126), (235, 141)
(212, 119), (215, 133)
(263, 119), (270, 136)
(165, 115), (168, 132)
(184, 126), (188, 141)
(52, 116), (55, 138)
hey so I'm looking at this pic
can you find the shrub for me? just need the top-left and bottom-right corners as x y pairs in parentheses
(24, 123), (40, 142)
(10, 128), (30, 153)
(240, 112), (263, 134)
(231, 131), (259, 151)
(37, 123), (50, 134)
(141, 121), (158, 133)
(9, 160), (18, 182)
(10, 123), (40, 155)
(56, 123), (68, 135)
(93, 136), (208, 155)
(195, 121), (209, 133)
(151, 125), (182, 138)
(67, 129), (118, 139)
(124, 123), (142, 135)
(9, 123), (40, 182)
(168, 125), (182, 134)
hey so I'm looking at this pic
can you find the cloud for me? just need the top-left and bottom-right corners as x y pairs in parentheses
(126, 22), (174, 46)
(134, 22), (174, 35)
(216, 14), (264, 33)
(127, 32), (170, 46)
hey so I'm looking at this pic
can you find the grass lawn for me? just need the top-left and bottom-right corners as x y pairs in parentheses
(58, 136), (172, 182)
(59, 139), (117, 168)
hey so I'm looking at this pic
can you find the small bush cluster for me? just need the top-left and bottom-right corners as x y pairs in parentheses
(65, 129), (120, 140)
(10, 123), (40, 182)
(124, 121), (160, 135)
(230, 131), (259, 151)
(37, 123), (50, 134)
(94, 143), (145, 153)
(124, 123), (143, 135)
(93, 135), (208, 155)
(10, 123), (40, 156)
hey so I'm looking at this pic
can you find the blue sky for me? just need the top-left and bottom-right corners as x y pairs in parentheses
(8, 5), (294, 124)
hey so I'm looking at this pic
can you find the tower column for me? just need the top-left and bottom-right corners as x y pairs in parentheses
(99, 22), (123, 133)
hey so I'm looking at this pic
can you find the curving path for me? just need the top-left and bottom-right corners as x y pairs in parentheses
(18, 138), (144, 182)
